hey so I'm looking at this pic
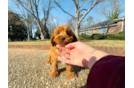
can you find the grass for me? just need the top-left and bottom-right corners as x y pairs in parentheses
(8, 40), (125, 47)
(83, 40), (125, 47)
(8, 40), (51, 45)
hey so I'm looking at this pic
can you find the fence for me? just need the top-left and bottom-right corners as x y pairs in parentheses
(8, 45), (125, 56)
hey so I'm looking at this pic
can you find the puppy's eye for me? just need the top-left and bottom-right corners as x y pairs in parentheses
(57, 32), (60, 34)
(66, 31), (70, 35)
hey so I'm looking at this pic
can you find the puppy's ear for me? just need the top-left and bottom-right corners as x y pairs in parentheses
(72, 34), (77, 42)
(50, 34), (56, 46)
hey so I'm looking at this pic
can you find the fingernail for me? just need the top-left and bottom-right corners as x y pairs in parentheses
(57, 57), (60, 59)
(56, 49), (59, 52)
(56, 45), (59, 47)
(57, 57), (60, 61)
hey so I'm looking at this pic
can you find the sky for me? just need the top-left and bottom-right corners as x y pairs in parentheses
(8, 0), (125, 37)
(45, 0), (125, 24)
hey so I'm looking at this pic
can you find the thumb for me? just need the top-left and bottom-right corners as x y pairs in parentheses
(65, 42), (76, 49)
(82, 59), (89, 68)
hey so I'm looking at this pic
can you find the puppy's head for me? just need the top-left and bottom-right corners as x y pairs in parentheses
(51, 25), (77, 46)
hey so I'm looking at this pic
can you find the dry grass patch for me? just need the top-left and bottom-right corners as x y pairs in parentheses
(83, 40), (125, 47)
(8, 40), (125, 47)
(8, 40), (51, 45)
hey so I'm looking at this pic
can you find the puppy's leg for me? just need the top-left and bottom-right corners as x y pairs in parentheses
(50, 58), (59, 78)
(46, 53), (51, 65)
(66, 64), (77, 80)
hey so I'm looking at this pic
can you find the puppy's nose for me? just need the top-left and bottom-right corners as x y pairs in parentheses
(61, 37), (65, 40)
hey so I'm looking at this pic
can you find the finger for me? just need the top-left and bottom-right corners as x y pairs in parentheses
(56, 45), (71, 54)
(65, 42), (76, 49)
(56, 49), (70, 58)
(82, 59), (89, 68)
(57, 57), (73, 65)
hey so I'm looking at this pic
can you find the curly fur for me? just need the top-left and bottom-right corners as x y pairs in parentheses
(46, 25), (77, 80)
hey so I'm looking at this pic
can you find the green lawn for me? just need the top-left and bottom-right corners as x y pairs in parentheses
(8, 40), (125, 47)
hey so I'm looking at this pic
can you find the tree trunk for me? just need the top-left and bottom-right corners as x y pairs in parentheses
(35, 19), (45, 40)
(75, 15), (80, 38)
(74, 0), (79, 38)
(44, 20), (48, 36)
(40, 29), (45, 40)
(75, 22), (80, 38)
(26, 21), (30, 41)
(27, 30), (30, 41)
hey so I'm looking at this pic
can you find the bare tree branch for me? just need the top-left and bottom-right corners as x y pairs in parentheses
(32, 0), (36, 7)
(73, 0), (77, 5)
(14, 0), (48, 40)
(54, 0), (103, 37)
(47, 0), (50, 19)
(97, 0), (123, 20)
(78, 0), (101, 25)
(12, 0), (27, 19)
(17, 0), (34, 16)
(79, 0), (85, 9)
(80, 0), (88, 11)
(54, 0), (74, 18)
(28, 0), (36, 18)
(79, 9), (88, 13)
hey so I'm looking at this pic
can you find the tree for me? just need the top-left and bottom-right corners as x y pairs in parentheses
(67, 14), (84, 31)
(8, 11), (27, 41)
(67, 17), (75, 31)
(11, 0), (33, 41)
(35, 28), (41, 39)
(35, 19), (51, 39)
(42, 0), (55, 38)
(79, 14), (83, 20)
(86, 16), (94, 26)
(107, 8), (119, 20)
(54, 0), (103, 37)
(24, 14), (35, 40)
(97, 0), (124, 20)
(15, 0), (46, 40)
(8, 11), (22, 26)
(47, 16), (63, 34)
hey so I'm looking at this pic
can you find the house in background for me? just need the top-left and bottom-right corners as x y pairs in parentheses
(79, 16), (125, 35)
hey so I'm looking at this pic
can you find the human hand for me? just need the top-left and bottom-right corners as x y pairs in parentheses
(56, 41), (95, 68)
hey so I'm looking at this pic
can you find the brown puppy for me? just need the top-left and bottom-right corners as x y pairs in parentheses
(46, 25), (77, 80)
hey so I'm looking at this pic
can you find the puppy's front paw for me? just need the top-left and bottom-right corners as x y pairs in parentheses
(67, 72), (77, 80)
(46, 61), (50, 65)
(50, 71), (59, 78)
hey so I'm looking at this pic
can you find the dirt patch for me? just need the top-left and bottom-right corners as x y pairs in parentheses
(80, 39), (93, 42)
(8, 49), (90, 88)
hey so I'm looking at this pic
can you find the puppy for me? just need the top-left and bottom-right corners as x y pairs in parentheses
(46, 25), (77, 80)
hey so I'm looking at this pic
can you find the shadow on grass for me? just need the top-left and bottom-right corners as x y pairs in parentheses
(58, 66), (88, 88)
(80, 39), (93, 42)
(59, 65), (88, 77)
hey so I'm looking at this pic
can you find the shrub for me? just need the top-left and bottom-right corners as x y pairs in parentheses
(79, 33), (125, 40)
(91, 34), (106, 40)
(49, 33), (53, 38)
(79, 34), (92, 39)
(119, 31), (125, 34)
(78, 36), (84, 41)
(106, 34), (125, 40)
(46, 34), (50, 39)
(8, 38), (11, 42)
(36, 39), (41, 41)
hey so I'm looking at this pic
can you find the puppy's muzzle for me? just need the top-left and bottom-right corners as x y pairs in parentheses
(61, 37), (65, 41)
